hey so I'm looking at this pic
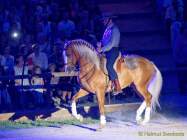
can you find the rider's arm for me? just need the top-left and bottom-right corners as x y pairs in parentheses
(102, 27), (120, 52)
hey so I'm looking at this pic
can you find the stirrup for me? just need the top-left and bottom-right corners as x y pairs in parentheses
(112, 90), (122, 96)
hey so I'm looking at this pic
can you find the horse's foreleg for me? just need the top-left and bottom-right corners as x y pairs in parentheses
(71, 89), (88, 121)
(96, 90), (106, 128)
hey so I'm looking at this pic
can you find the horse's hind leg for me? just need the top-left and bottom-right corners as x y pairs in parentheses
(136, 100), (146, 123)
(135, 85), (152, 125)
(71, 88), (89, 121)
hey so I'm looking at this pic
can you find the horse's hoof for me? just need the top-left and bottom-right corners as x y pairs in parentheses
(139, 120), (149, 126)
(136, 117), (143, 125)
(100, 124), (106, 129)
(77, 114), (83, 122)
(136, 120), (142, 125)
(96, 124), (105, 131)
(100, 124), (105, 128)
(96, 128), (102, 132)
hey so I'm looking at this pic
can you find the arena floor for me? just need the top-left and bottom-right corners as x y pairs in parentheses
(0, 93), (187, 140)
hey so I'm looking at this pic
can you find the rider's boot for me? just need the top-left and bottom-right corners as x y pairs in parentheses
(112, 79), (122, 95)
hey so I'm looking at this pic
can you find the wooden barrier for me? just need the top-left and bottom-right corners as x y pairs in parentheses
(52, 72), (78, 77)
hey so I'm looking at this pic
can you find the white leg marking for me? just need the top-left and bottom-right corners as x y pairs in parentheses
(141, 107), (151, 125)
(100, 115), (106, 125)
(136, 101), (146, 122)
(71, 101), (78, 117)
(63, 50), (68, 72)
(71, 101), (83, 121)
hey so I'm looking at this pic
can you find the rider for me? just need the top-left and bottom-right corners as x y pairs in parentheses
(97, 13), (122, 95)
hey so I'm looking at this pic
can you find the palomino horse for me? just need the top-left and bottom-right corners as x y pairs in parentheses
(63, 39), (163, 127)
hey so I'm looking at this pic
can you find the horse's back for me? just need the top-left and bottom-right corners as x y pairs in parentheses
(124, 54), (154, 70)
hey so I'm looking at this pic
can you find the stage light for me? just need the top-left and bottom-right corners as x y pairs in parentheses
(11, 31), (19, 39)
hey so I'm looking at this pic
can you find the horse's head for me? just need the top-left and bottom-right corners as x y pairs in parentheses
(63, 39), (100, 71)
(63, 42), (78, 72)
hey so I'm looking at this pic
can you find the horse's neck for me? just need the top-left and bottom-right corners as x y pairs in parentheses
(99, 55), (107, 73)
(79, 58), (95, 72)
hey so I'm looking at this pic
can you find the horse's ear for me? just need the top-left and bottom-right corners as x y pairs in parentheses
(64, 40), (70, 49)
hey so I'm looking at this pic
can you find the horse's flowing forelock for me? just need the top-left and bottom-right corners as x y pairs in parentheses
(66, 39), (100, 69)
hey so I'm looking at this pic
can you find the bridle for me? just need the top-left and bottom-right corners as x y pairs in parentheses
(63, 47), (96, 81)
(64, 45), (109, 93)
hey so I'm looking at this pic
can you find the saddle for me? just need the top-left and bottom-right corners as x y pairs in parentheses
(99, 54), (138, 92)
(99, 53), (138, 74)
(99, 53), (123, 75)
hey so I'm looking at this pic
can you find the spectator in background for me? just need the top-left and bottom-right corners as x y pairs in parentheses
(0, 65), (11, 112)
(36, 32), (51, 55)
(0, 33), (9, 51)
(175, 23), (187, 94)
(57, 10), (76, 39)
(165, 0), (184, 30)
(18, 44), (33, 72)
(1, 46), (14, 75)
(6, 7), (22, 52)
(92, 14), (103, 40)
(41, 14), (52, 38)
(14, 55), (30, 109)
(58, 68), (72, 104)
(86, 0), (102, 33)
(155, 0), (165, 16)
(28, 44), (48, 71)
(14, 55), (30, 87)
(184, 0), (187, 20)
(48, 63), (59, 102)
(49, 2), (60, 23)
(175, 23), (187, 64)
(0, 0), (103, 111)
(34, 12), (52, 39)
(1, 9), (11, 36)
(39, 0), (52, 17)
(48, 39), (65, 68)
(77, 9), (92, 33)
(0, 10), (11, 49)
(31, 65), (45, 107)
(164, 0), (184, 57)
(81, 29), (97, 47)
(69, 0), (80, 22)
(35, 5), (44, 20)
(0, 53), (3, 65)
(48, 63), (59, 86)
(21, 34), (33, 53)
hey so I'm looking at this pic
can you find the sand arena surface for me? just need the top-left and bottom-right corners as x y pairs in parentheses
(0, 94), (187, 140)
(0, 107), (187, 140)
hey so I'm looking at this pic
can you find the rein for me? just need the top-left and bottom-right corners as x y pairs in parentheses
(79, 63), (95, 81)
(64, 46), (96, 81)
(65, 43), (110, 92)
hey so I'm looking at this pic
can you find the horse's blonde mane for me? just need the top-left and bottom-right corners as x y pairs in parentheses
(65, 39), (100, 69)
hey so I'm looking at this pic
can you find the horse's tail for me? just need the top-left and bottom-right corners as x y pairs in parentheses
(148, 64), (163, 112)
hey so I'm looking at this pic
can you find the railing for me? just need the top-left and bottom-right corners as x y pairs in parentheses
(0, 72), (80, 110)
(0, 71), (123, 110)
(1, 67), (186, 112)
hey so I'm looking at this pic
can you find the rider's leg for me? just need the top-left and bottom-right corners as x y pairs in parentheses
(112, 79), (122, 95)
(105, 48), (122, 95)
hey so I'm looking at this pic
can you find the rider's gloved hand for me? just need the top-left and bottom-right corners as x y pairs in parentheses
(96, 42), (102, 53)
